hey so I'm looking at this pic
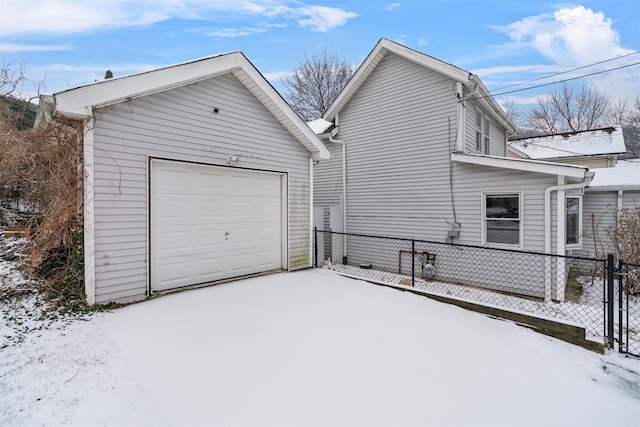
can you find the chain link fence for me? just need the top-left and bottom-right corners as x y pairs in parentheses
(314, 229), (614, 343)
(618, 261), (640, 356)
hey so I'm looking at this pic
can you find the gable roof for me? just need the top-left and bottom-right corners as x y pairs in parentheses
(508, 127), (626, 160)
(324, 38), (516, 133)
(51, 51), (330, 160)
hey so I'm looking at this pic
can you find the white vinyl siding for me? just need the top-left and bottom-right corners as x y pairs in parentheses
(337, 52), (458, 240)
(311, 50), (571, 299)
(317, 52), (558, 253)
(91, 73), (311, 303)
(580, 190), (639, 257)
(313, 141), (343, 209)
(543, 157), (611, 168)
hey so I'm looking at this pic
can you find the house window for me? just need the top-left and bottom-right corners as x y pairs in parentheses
(566, 195), (582, 247)
(476, 110), (491, 154)
(483, 193), (521, 247)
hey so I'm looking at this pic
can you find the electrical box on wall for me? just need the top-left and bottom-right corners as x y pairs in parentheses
(447, 230), (460, 239)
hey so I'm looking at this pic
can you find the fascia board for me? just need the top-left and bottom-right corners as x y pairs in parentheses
(54, 52), (243, 118)
(324, 43), (387, 121)
(451, 152), (588, 178)
(470, 76), (517, 134)
(52, 51), (330, 160)
(586, 186), (640, 192)
(325, 38), (472, 122)
(379, 38), (470, 82)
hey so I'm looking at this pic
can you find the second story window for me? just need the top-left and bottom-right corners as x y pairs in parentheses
(476, 110), (491, 154)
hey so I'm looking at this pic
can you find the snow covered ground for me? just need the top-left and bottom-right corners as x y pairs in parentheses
(324, 262), (639, 349)
(1, 266), (639, 426)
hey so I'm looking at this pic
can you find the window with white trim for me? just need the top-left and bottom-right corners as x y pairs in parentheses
(483, 193), (521, 247)
(476, 110), (491, 154)
(565, 195), (582, 247)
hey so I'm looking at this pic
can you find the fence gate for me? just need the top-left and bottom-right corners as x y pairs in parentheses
(617, 261), (640, 357)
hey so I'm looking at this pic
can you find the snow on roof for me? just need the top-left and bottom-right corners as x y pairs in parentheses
(616, 159), (640, 167)
(588, 166), (640, 188)
(307, 118), (333, 135)
(509, 127), (626, 159)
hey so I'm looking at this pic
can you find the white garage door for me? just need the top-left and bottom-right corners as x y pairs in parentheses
(151, 160), (284, 292)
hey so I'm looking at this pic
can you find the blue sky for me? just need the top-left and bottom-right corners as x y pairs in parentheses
(1, 0), (639, 110)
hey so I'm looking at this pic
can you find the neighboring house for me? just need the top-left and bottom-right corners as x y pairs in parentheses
(580, 166), (640, 258)
(312, 39), (595, 301)
(41, 52), (329, 304)
(508, 127), (626, 168)
(507, 126), (639, 258)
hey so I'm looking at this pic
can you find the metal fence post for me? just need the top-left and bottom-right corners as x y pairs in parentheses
(607, 253), (615, 348)
(411, 239), (415, 287)
(618, 258), (624, 352)
(313, 227), (318, 268)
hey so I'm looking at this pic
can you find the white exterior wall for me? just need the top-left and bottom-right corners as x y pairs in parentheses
(333, 52), (555, 249)
(314, 52), (567, 299)
(338, 52), (458, 239)
(580, 190), (640, 258)
(545, 157), (610, 169)
(91, 73), (311, 303)
(313, 141), (343, 209)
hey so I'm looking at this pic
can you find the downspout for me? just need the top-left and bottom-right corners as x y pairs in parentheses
(309, 157), (314, 268)
(617, 190), (624, 212)
(329, 134), (347, 261)
(329, 114), (347, 261)
(543, 171), (595, 302)
(83, 112), (96, 305)
(455, 81), (465, 152)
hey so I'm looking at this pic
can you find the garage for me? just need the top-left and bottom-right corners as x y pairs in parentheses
(150, 159), (286, 292)
(47, 51), (329, 304)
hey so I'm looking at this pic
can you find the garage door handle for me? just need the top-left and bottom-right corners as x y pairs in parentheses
(225, 232), (230, 240)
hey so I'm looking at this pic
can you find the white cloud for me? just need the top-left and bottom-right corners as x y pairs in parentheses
(417, 38), (428, 46)
(186, 24), (286, 39)
(489, 6), (639, 103)
(0, 43), (72, 53)
(0, 1), (357, 37)
(494, 6), (632, 65)
(297, 5), (357, 32)
(383, 3), (402, 11)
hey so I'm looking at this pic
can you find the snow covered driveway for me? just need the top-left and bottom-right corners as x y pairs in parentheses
(2, 269), (639, 426)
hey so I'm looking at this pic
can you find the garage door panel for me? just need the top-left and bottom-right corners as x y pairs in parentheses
(155, 168), (191, 190)
(151, 160), (284, 292)
(258, 251), (279, 267)
(198, 229), (225, 250)
(154, 229), (192, 257)
(156, 257), (191, 283)
(258, 226), (280, 241)
(196, 198), (226, 221)
(196, 257), (225, 280)
(153, 197), (193, 224)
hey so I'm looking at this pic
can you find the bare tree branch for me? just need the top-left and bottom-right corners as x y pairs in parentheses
(526, 82), (611, 133)
(281, 51), (354, 121)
